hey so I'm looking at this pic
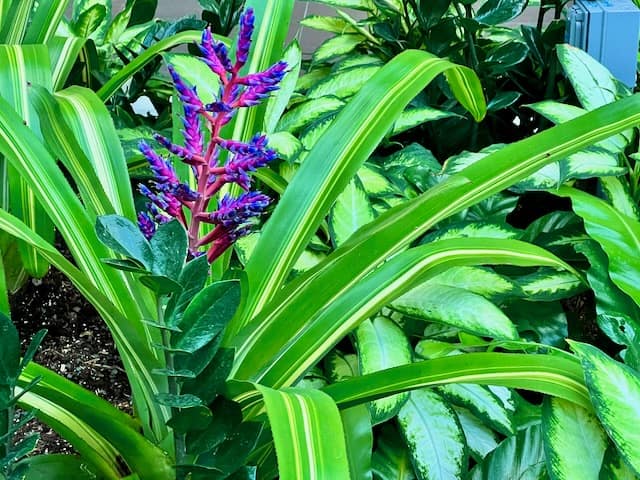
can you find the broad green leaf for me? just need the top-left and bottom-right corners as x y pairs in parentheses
(235, 49), (486, 338)
(600, 176), (640, 220)
(308, 65), (381, 99)
(149, 220), (187, 281)
(267, 131), (302, 162)
(310, 0), (374, 10)
(172, 280), (241, 352)
(515, 268), (585, 301)
(300, 15), (358, 34)
(164, 52), (220, 104)
(72, 4), (107, 38)
(454, 407), (499, 461)
(326, 351), (359, 382)
(264, 41), (302, 133)
(255, 385), (351, 480)
(397, 389), (466, 480)
(504, 301), (568, 348)
(470, 424), (546, 479)
(329, 176), (376, 247)
(558, 186), (640, 306)
(391, 107), (458, 137)
(358, 163), (401, 197)
(372, 425), (415, 480)
(422, 222), (520, 243)
(48, 35), (87, 91)
(312, 34), (365, 64)
(322, 352), (591, 411)
(0, 0), (34, 43)
(355, 317), (412, 424)
(438, 384), (514, 436)
(276, 97), (345, 134)
(425, 266), (521, 300)
(95, 215), (153, 269)
(475, 0), (528, 25)
(569, 341), (640, 476)
(557, 44), (623, 111)
(393, 283), (517, 339)
(542, 397), (607, 480)
(23, 0), (68, 44)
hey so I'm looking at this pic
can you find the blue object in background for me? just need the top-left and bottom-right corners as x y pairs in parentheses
(567, 0), (640, 87)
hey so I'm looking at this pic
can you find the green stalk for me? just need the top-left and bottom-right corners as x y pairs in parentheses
(157, 301), (185, 477)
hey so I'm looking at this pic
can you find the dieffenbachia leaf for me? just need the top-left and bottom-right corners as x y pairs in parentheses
(542, 397), (607, 480)
(569, 341), (640, 476)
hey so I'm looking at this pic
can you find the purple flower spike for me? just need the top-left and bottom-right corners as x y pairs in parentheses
(139, 141), (179, 185)
(237, 61), (288, 86)
(182, 105), (203, 155)
(138, 210), (156, 240)
(235, 84), (280, 108)
(210, 192), (270, 239)
(153, 134), (199, 163)
(168, 65), (203, 110)
(139, 184), (182, 218)
(234, 8), (255, 72)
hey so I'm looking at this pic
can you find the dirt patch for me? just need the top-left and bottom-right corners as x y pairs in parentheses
(9, 266), (131, 455)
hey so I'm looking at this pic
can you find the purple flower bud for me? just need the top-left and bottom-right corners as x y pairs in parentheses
(138, 210), (156, 240)
(209, 192), (270, 239)
(168, 65), (203, 110)
(170, 183), (199, 202)
(200, 28), (229, 79)
(139, 184), (182, 218)
(139, 141), (179, 185)
(235, 84), (280, 108)
(153, 134), (196, 163)
(237, 61), (288, 86)
(182, 105), (203, 155)
(234, 8), (255, 71)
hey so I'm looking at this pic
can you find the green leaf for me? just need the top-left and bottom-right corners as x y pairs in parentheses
(557, 186), (640, 307)
(24, 0), (68, 44)
(557, 44), (625, 111)
(372, 425), (415, 480)
(341, 405), (373, 480)
(276, 97), (345, 134)
(255, 385), (351, 480)
(392, 283), (518, 340)
(426, 266), (521, 301)
(397, 389), (466, 480)
(310, 0), (373, 10)
(438, 384), (514, 436)
(542, 397), (607, 480)
(300, 15), (358, 34)
(312, 34), (365, 64)
(164, 255), (209, 328)
(569, 341), (640, 476)
(95, 215), (153, 269)
(72, 4), (107, 38)
(475, 0), (528, 25)
(600, 176), (640, 220)
(150, 220), (187, 281)
(308, 65), (381, 100)
(164, 52), (220, 104)
(470, 424), (546, 479)
(515, 268), (585, 301)
(355, 317), (412, 424)
(16, 454), (98, 480)
(454, 407), (499, 461)
(172, 280), (241, 352)
(329, 176), (376, 248)
(600, 443), (638, 480)
(391, 107), (458, 137)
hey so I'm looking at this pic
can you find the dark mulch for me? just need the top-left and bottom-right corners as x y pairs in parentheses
(9, 266), (131, 455)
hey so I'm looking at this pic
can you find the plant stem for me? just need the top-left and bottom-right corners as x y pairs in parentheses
(158, 301), (186, 476)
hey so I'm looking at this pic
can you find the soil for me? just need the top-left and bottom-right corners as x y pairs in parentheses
(9, 266), (131, 455)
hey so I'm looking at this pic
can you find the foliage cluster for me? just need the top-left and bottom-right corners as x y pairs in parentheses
(1, 1), (640, 479)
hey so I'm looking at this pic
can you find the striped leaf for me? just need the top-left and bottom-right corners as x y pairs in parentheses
(397, 389), (466, 480)
(0, 44), (54, 278)
(558, 186), (640, 306)
(322, 352), (591, 411)
(54, 86), (136, 220)
(255, 385), (351, 480)
(233, 49), (486, 338)
(232, 238), (577, 387)
(48, 35), (87, 92)
(392, 283), (518, 339)
(264, 40), (302, 133)
(542, 397), (607, 480)
(96, 30), (206, 101)
(23, 0), (68, 44)
(355, 317), (412, 424)
(569, 341), (640, 476)
(0, 0), (34, 43)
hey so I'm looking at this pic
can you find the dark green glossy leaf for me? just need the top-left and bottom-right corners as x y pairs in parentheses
(155, 393), (203, 408)
(172, 280), (241, 352)
(15, 454), (97, 479)
(20, 329), (46, 370)
(475, 0), (528, 24)
(165, 255), (209, 328)
(138, 274), (183, 296)
(371, 425), (415, 480)
(95, 215), (153, 269)
(186, 396), (242, 456)
(0, 313), (19, 385)
(150, 220), (188, 281)
(182, 348), (235, 405)
(166, 406), (212, 434)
